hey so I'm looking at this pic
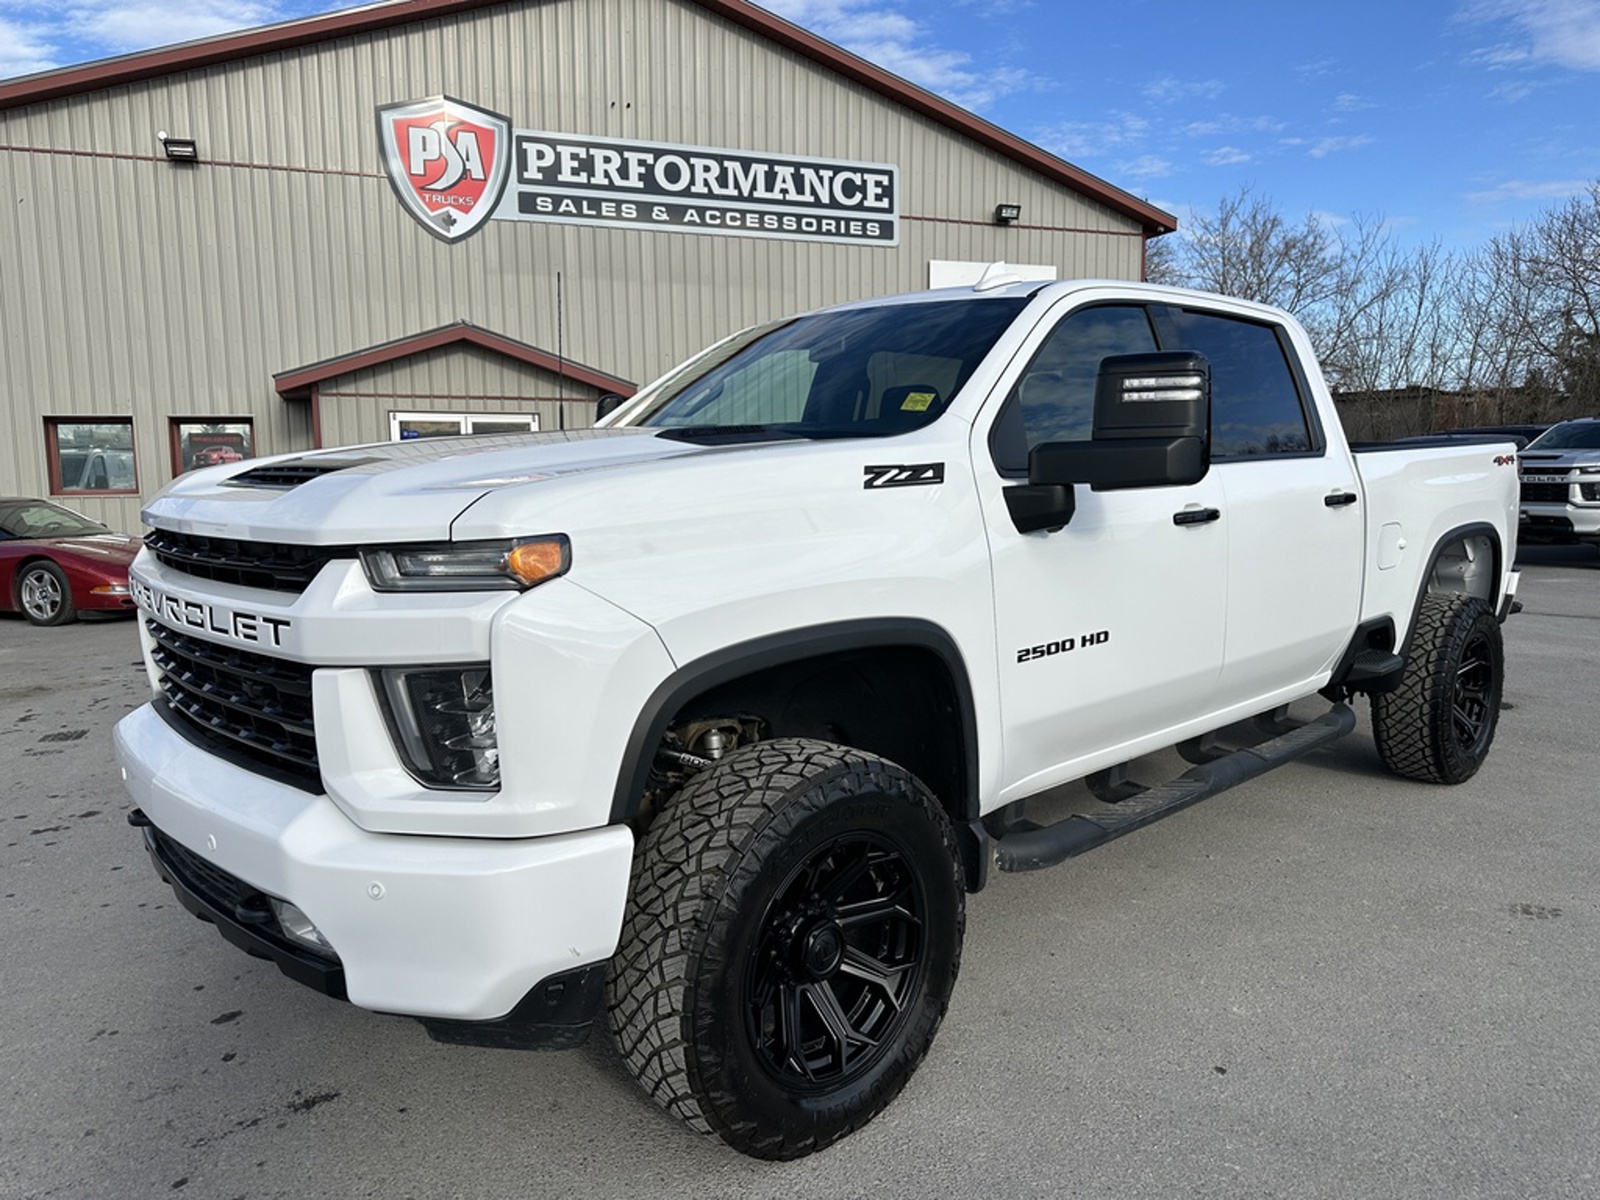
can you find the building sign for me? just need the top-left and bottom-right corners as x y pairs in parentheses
(378, 98), (898, 246)
(377, 97), (513, 243)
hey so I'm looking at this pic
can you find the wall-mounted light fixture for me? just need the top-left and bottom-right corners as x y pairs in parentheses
(157, 131), (199, 163)
(994, 203), (1022, 225)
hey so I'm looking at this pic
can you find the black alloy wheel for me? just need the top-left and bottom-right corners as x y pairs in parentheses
(1373, 591), (1504, 784)
(743, 830), (926, 1092)
(607, 738), (965, 1160)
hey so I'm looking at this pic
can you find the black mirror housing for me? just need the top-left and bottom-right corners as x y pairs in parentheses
(1093, 351), (1209, 441)
(595, 393), (629, 420)
(1028, 351), (1211, 492)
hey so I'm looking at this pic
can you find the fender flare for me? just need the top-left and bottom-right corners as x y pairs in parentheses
(609, 618), (981, 826)
(1399, 521), (1504, 661)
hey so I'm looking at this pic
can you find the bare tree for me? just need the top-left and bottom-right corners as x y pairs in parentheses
(1491, 183), (1600, 413)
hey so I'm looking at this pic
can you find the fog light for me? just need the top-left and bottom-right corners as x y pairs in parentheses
(271, 899), (336, 958)
(377, 665), (500, 789)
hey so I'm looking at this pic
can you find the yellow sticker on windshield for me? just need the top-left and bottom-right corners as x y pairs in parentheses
(900, 391), (936, 412)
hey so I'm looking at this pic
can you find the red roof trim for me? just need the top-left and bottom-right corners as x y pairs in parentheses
(0, 0), (1175, 234)
(273, 321), (635, 398)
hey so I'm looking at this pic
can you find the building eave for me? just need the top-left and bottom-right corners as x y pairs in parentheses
(273, 320), (635, 398)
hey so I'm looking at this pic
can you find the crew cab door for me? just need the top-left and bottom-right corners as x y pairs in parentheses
(975, 302), (1228, 801)
(1152, 306), (1363, 707)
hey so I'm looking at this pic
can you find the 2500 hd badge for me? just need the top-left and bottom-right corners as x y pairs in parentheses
(130, 575), (291, 647)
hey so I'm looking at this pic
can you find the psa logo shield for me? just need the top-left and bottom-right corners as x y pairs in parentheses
(377, 96), (512, 243)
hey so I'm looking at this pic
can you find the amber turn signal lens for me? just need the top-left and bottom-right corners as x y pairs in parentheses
(506, 538), (569, 586)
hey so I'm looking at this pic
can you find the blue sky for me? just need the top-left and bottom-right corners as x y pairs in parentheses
(2, 0), (1597, 252)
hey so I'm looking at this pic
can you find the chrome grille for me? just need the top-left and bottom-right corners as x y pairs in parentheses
(145, 529), (352, 593)
(146, 618), (320, 787)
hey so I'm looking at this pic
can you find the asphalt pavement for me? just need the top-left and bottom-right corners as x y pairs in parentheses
(2, 546), (1598, 1199)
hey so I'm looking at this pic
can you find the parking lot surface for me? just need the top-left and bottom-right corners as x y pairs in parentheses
(3, 547), (1599, 1199)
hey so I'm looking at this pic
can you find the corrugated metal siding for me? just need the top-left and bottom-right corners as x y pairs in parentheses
(316, 345), (591, 445)
(0, 0), (1147, 532)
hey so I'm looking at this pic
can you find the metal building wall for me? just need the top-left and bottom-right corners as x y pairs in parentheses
(314, 347), (593, 446)
(0, 0), (1149, 533)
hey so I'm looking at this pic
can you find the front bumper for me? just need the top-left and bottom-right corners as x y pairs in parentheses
(1520, 502), (1600, 541)
(115, 702), (634, 1023)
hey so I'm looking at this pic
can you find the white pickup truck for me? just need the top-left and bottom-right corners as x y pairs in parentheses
(117, 277), (1519, 1159)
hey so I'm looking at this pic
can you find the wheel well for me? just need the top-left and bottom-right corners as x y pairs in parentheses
(614, 628), (985, 886)
(1426, 531), (1498, 604)
(670, 645), (969, 821)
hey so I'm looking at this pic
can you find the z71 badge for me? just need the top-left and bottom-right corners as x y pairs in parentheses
(863, 463), (944, 489)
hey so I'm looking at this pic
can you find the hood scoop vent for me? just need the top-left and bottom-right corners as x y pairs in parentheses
(227, 457), (383, 490)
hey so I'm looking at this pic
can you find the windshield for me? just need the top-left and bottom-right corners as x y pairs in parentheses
(0, 500), (109, 538)
(629, 298), (1030, 438)
(1526, 422), (1600, 451)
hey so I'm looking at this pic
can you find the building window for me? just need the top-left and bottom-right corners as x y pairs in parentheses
(389, 412), (540, 440)
(45, 418), (138, 494)
(170, 419), (255, 475)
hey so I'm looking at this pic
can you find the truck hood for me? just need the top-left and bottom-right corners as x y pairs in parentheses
(141, 428), (705, 542)
(1519, 450), (1600, 469)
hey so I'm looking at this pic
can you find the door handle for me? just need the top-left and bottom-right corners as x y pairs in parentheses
(1324, 491), (1359, 508)
(1172, 507), (1221, 526)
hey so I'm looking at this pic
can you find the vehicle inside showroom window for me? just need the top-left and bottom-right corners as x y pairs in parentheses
(46, 418), (137, 494)
(170, 419), (254, 474)
(389, 412), (540, 440)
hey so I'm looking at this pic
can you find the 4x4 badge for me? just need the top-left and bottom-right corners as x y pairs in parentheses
(377, 96), (512, 243)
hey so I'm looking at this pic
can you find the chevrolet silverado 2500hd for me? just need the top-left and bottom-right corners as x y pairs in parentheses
(1517, 417), (1600, 544)
(117, 277), (1519, 1159)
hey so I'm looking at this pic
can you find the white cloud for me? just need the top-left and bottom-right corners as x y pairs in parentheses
(1459, 0), (1600, 70)
(1182, 114), (1287, 137)
(1307, 134), (1374, 157)
(64, 0), (281, 53)
(761, 0), (1032, 110)
(0, 14), (59, 76)
(1204, 146), (1252, 166)
(1036, 111), (1149, 159)
(1331, 91), (1375, 112)
(1114, 154), (1172, 180)
(1466, 177), (1593, 202)
(1141, 76), (1225, 102)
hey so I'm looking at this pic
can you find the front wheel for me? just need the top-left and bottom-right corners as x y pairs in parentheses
(1372, 593), (1503, 783)
(17, 561), (76, 626)
(607, 738), (966, 1159)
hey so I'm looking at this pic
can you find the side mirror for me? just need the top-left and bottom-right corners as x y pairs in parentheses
(595, 393), (629, 421)
(1030, 352), (1210, 491)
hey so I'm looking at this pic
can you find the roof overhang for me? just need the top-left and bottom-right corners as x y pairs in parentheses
(273, 320), (635, 399)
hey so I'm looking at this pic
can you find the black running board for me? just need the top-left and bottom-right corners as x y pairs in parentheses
(995, 704), (1356, 873)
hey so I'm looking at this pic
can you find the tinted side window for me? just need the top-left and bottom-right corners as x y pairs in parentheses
(1167, 310), (1311, 457)
(992, 305), (1158, 472)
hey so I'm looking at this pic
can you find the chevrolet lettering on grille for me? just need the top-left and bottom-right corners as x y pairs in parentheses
(131, 575), (292, 648)
(1521, 474), (1569, 484)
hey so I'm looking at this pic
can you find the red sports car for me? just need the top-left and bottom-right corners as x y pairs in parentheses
(191, 446), (245, 468)
(0, 497), (140, 626)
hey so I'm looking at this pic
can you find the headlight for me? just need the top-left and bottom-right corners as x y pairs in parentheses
(376, 665), (499, 789)
(361, 535), (569, 592)
(1577, 465), (1600, 475)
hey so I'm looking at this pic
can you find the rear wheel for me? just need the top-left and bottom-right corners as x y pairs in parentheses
(607, 738), (965, 1159)
(17, 561), (76, 626)
(1372, 593), (1502, 783)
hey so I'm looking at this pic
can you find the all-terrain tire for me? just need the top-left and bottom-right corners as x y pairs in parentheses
(606, 737), (966, 1160)
(1372, 592), (1503, 784)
